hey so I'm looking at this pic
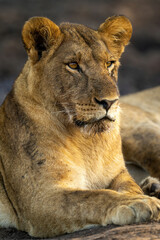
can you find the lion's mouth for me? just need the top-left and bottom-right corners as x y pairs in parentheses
(64, 101), (118, 134)
(74, 115), (115, 128)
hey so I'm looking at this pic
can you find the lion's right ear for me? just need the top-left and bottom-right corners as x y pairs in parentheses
(22, 17), (62, 63)
(98, 16), (132, 57)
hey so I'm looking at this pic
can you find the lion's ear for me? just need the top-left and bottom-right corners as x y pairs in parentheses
(22, 17), (62, 63)
(98, 16), (132, 56)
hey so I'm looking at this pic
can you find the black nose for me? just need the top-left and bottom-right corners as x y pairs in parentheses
(95, 98), (118, 111)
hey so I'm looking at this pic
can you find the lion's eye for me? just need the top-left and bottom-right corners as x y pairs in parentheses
(106, 61), (115, 68)
(68, 62), (79, 70)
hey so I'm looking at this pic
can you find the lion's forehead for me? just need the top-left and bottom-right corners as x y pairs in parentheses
(60, 23), (108, 58)
(60, 23), (100, 41)
(61, 24), (107, 49)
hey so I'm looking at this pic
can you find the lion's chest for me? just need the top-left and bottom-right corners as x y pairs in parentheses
(37, 126), (124, 190)
(52, 137), (124, 190)
(82, 149), (123, 190)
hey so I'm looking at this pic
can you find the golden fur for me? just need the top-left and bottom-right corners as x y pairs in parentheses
(120, 86), (160, 191)
(0, 16), (160, 238)
(121, 86), (160, 178)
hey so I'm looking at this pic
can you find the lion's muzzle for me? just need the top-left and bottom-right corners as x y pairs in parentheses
(74, 98), (119, 125)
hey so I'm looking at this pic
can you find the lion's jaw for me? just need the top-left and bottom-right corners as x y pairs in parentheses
(61, 98), (120, 135)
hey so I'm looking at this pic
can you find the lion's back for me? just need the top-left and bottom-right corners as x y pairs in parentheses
(121, 86), (160, 115)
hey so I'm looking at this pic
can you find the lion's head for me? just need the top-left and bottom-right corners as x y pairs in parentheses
(22, 16), (132, 134)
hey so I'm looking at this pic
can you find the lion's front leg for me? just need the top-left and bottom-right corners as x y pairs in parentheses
(109, 169), (143, 194)
(22, 180), (160, 238)
(140, 176), (160, 199)
(107, 169), (160, 222)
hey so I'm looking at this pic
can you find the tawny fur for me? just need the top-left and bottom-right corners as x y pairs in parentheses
(121, 86), (160, 178)
(0, 16), (160, 238)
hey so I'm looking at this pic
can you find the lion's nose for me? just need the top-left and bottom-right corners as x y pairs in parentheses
(94, 98), (118, 111)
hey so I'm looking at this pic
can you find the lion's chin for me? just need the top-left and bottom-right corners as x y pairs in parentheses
(74, 117), (114, 135)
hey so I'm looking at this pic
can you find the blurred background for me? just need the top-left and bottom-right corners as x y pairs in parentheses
(0, 0), (160, 104)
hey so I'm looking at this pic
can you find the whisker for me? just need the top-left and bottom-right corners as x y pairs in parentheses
(50, 110), (76, 115)
(51, 111), (66, 114)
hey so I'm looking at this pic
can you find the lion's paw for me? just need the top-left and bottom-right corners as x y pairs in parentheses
(140, 177), (160, 199)
(110, 195), (160, 225)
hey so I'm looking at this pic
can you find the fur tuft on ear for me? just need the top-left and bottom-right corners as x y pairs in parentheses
(98, 16), (132, 56)
(22, 17), (62, 63)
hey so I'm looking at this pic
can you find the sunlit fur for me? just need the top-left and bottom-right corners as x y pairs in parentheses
(121, 86), (160, 179)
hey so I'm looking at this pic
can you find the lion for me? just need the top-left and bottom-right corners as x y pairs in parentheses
(0, 16), (160, 238)
(120, 86), (160, 198)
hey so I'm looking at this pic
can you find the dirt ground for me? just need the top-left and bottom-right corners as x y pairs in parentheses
(0, 0), (160, 239)
(1, 222), (160, 240)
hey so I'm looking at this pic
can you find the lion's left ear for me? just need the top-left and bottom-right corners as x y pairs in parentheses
(22, 17), (62, 63)
(98, 16), (132, 56)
